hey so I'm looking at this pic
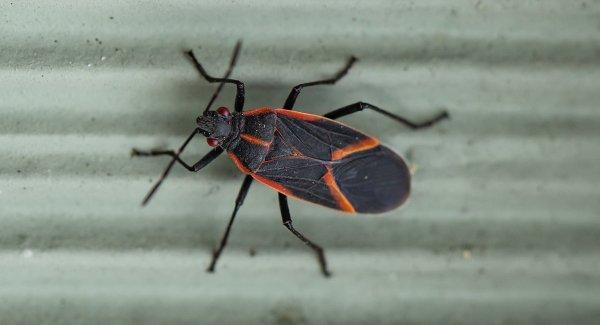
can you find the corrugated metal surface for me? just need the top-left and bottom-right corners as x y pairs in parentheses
(1, 1), (599, 324)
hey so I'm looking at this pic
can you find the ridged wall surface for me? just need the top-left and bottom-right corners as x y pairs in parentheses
(1, 1), (599, 324)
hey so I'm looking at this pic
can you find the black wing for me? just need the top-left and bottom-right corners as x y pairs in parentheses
(332, 146), (410, 213)
(252, 110), (410, 213)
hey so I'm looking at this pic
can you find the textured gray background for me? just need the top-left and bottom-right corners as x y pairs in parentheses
(1, 1), (600, 324)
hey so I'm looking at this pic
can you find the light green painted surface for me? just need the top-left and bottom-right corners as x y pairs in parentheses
(1, 1), (600, 324)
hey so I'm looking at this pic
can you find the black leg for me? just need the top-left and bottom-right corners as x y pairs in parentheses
(186, 48), (246, 112)
(135, 147), (223, 205)
(131, 147), (223, 172)
(324, 101), (449, 129)
(278, 193), (331, 277)
(283, 56), (358, 109)
(207, 175), (254, 273)
(131, 128), (224, 206)
(201, 41), (243, 114)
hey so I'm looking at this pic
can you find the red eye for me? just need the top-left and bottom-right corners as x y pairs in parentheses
(217, 106), (230, 117)
(206, 138), (219, 147)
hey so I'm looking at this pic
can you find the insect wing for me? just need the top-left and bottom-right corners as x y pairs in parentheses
(253, 156), (344, 211)
(274, 109), (379, 161)
(331, 145), (410, 213)
(251, 110), (410, 213)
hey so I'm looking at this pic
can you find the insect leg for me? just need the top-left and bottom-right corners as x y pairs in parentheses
(131, 147), (223, 172)
(137, 147), (223, 205)
(207, 175), (254, 273)
(283, 56), (358, 109)
(278, 193), (331, 277)
(324, 101), (449, 130)
(186, 43), (246, 112)
(202, 41), (243, 114)
(132, 127), (223, 205)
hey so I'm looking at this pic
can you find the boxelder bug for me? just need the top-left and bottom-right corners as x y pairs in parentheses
(132, 41), (448, 276)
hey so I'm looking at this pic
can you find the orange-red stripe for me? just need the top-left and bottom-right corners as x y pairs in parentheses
(240, 133), (271, 147)
(251, 166), (355, 213)
(243, 107), (274, 116)
(323, 166), (356, 213)
(227, 152), (251, 174)
(331, 137), (379, 160)
(251, 174), (295, 198)
(274, 109), (322, 121)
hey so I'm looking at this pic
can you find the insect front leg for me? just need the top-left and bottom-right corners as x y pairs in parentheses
(132, 128), (223, 205)
(283, 56), (358, 110)
(131, 147), (223, 172)
(185, 42), (246, 112)
(278, 193), (331, 277)
(324, 101), (449, 130)
(207, 175), (254, 273)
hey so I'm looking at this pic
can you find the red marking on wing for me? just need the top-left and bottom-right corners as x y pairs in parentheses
(331, 138), (380, 160)
(274, 109), (322, 121)
(323, 166), (356, 213)
(251, 173), (295, 198)
(240, 133), (271, 147)
(227, 152), (251, 174)
(243, 107), (274, 116)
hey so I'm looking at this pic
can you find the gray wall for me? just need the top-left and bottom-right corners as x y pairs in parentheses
(1, 1), (599, 324)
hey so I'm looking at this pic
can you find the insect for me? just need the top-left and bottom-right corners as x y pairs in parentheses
(132, 41), (448, 276)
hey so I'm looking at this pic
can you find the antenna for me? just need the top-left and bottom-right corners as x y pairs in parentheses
(203, 40), (242, 114)
(141, 41), (242, 206)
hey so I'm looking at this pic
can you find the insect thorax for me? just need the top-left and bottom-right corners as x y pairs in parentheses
(226, 111), (277, 171)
